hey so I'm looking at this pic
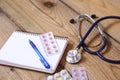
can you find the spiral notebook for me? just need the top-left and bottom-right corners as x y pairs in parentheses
(0, 31), (68, 73)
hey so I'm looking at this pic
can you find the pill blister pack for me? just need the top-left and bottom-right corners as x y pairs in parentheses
(40, 32), (59, 56)
(71, 67), (88, 80)
(47, 69), (72, 80)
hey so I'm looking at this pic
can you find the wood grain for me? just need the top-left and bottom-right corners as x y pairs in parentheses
(61, 0), (120, 80)
(0, 0), (120, 80)
(61, 0), (120, 42)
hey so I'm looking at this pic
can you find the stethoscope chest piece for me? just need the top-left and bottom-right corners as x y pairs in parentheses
(66, 49), (81, 63)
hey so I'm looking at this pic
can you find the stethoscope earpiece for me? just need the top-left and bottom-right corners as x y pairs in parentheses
(90, 14), (97, 19)
(69, 19), (76, 24)
(66, 49), (82, 63)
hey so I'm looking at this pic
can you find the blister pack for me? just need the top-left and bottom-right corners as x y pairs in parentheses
(40, 32), (59, 56)
(71, 67), (88, 80)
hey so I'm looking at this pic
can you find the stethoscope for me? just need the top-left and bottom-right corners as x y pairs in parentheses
(66, 14), (120, 64)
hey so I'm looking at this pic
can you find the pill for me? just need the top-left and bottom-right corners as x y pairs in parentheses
(54, 73), (60, 78)
(55, 50), (58, 52)
(49, 37), (52, 40)
(47, 75), (54, 80)
(57, 77), (63, 80)
(48, 33), (51, 36)
(42, 35), (45, 38)
(60, 69), (72, 80)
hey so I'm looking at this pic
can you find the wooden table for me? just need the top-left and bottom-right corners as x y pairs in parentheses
(0, 0), (120, 80)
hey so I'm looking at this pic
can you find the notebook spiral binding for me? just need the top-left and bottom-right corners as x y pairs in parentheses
(15, 30), (68, 40)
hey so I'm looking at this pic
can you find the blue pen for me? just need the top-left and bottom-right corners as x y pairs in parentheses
(29, 39), (50, 69)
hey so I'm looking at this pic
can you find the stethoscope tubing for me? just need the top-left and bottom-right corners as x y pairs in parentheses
(77, 16), (120, 64)
(82, 36), (107, 55)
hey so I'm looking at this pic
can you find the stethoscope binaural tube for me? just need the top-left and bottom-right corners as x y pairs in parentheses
(77, 15), (120, 64)
(70, 14), (106, 55)
(70, 14), (102, 42)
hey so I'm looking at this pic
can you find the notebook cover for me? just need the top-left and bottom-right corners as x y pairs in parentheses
(0, 31), (68, 73)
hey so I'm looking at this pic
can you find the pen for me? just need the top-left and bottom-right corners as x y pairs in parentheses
(29, 39), (50, 69)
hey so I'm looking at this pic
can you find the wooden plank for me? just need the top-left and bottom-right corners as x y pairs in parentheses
(0, 66), (23, 80)
(0, 12), (18, 48)
(0, 0), (77, 36)
(0, 0), (120, 80)
(61, 0), (120, 80)
(61, 0), (120, 16)
(61, 0), (120, 40)
(0, 0), (77, 80)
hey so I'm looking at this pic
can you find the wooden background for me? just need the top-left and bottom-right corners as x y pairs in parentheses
(0, 0), (120, 80)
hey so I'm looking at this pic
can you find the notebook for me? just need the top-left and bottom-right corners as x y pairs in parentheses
(0, 31), (68, 73)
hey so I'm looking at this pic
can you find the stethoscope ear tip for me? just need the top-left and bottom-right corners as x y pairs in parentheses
(69, 19), (75, 24)
(91, 14), (97, 19)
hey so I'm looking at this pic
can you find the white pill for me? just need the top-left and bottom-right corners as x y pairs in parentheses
(57, 77), (63, 80)
(47, 75), (54, 80)
(54, 73), (60, 78)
